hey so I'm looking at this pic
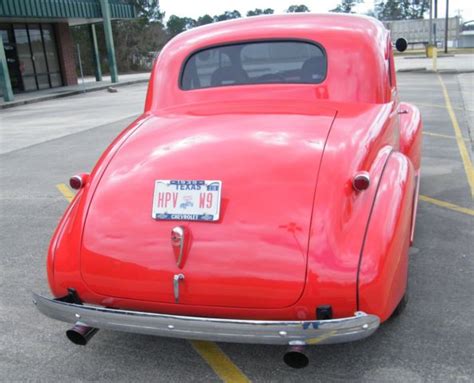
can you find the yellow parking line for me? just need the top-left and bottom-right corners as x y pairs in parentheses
(423, 131), (469, 141)
(55, 184), (251, 382)
(54, 186), (250, 381)
(419, 195), (474, 216)
(56, 183), (75, 202)
(417, 102), (473, 113)
(56, 184), (250, 383)
(437, 75), (474, 198)
(191, 341), (251, 383)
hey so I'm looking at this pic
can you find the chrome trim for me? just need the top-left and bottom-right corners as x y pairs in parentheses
(32, 293), (380, 346)
(173, 273), (185, 303)
(171, 226), (185, 268)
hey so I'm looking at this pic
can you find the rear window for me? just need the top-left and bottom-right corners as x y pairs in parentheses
(181, 40), (326, 90)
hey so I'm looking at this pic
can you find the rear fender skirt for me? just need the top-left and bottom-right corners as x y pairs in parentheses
(357, 152), (415, 322)
(399, 102), (423, 171)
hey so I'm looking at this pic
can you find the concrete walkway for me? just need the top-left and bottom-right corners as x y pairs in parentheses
(0, 81), (147, 154)
(395, 54), (474, 73)
(0, 72), (150, 109)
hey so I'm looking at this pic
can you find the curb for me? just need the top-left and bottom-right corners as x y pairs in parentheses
(397, 69), (474, 74)
(0, 78), (149, 110)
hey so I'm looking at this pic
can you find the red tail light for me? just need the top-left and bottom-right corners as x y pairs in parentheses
(69, 173), (89, 190)
(353, 171), (370, 192)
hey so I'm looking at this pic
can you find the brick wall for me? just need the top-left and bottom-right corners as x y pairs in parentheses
(55, 23), (77, 86)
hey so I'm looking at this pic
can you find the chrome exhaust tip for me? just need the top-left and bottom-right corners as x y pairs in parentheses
(283, 345), (309, 369)
(66, 324), (99, 346)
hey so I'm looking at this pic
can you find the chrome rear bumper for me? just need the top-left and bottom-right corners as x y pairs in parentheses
(32, 293), (380, 345)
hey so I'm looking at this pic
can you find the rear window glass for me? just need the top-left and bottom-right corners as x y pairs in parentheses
(181, 40), (326, 90)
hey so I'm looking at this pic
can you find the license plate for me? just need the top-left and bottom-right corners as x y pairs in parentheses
(152, 180), (222, 221)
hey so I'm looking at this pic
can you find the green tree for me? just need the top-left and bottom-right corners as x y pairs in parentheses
(213, 10), (242, 22)
(131, 0), (164, 22)
(196, 14), (214, 26)
(71, 16), (168, 75)
(403, 0), (429, 19)
(375, 0), (429, 20)
(166, 15), (196, 37)
(246, 8), (274, 16)
(375, 0), (402, 19)
(331, 0), (363, 13)
(286, 4), (311, 12)
(112, 19), (167, 72)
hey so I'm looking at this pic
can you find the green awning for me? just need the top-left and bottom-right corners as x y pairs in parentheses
(0, 0), (136, 20)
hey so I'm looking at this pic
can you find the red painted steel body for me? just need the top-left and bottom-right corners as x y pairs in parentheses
(47, 14), (422, 322)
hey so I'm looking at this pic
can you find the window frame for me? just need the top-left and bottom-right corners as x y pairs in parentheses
(178, 38), (328, 91)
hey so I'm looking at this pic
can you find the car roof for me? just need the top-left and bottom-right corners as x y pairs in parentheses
(146, 14), (392, 111)
(173, 13), (387, 46)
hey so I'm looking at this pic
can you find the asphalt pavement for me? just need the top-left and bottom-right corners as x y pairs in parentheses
(0, 71), (473, 382)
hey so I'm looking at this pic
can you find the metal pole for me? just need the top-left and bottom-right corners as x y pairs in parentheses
(100, 0), (119, 83)
(429, 0), (433, 45)
(433, 0), (438, 46)
(0, 37), (14, 102)
(90, 24), (102, 82)
(444, 0), (449, 53)
(76, 44), (86, 92)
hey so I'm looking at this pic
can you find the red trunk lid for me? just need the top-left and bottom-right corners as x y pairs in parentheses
(81, 102), (335, 309)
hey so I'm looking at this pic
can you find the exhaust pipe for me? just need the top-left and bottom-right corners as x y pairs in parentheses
(283, 345), (309, 369)
(66, 323), (99, 346)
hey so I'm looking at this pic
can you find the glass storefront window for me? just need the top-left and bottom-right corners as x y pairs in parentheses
(28, 24), (48, 75)
(7, 23), (63, 92)
(1, 24), (23, 94)
(37, 74), (50, 90)
(50, 73), (62, 88)
(42, 25), (61, 74)
(14, 24), (36, 89)
(22, 76), (37, 92)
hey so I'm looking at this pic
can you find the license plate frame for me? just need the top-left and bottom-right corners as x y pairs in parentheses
(152, 180), (222, 222)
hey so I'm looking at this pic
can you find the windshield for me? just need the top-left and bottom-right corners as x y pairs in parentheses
(181, 40), (326, 90)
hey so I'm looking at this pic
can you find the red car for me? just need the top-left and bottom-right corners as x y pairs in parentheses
(33, 13), (422, 368)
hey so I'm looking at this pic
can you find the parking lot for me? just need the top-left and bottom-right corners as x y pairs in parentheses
(1, 69), (473, 382)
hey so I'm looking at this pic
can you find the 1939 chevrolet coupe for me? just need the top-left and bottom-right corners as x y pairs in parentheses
(33, 14), (422, 368)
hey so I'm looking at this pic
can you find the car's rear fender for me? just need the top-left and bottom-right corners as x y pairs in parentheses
(357, 152), (416, 322)
(399, 102), (423, 171)
(47, 114), (152, 297)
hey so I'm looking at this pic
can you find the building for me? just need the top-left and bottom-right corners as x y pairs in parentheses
(382, 17), (461, 49)
(458, 20), (474, 48)
(0, 0), (137, 102)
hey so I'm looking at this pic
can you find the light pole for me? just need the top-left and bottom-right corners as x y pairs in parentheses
(434, 0), (438, 46)
(429, 0), (433, 45)
(444, 0), (449, 53)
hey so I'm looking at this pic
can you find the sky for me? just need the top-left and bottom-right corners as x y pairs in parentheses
(159, 0), (474, 22)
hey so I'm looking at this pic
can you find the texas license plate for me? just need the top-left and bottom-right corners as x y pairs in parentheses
(152, 180), (222, 221)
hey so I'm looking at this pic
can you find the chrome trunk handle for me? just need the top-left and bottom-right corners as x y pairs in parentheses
(173, 274), (185, 303)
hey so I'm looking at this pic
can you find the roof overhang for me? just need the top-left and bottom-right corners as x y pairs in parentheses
(0, 0), (136, 24)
